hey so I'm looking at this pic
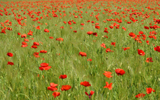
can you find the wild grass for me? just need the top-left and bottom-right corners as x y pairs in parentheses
(0, 0), (160, 100)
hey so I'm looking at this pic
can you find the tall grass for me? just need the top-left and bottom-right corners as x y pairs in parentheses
(0, 0), (160, 99)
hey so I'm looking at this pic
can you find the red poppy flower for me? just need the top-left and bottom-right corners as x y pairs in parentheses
(56, 38), (63, 41)
(122, 47), (130, 51)
(36, 26), (40, 30)
(95, 23), (99, 25)
(40, 63), (48, 67)
(87, 31), (93, 35)
(144, 26), (149, 29)
(27, 30), (33, 36)
(21, 44), (28, 48)
(127, 22), (131, 24)
(87, 20), (90, 22)
(87, 59), (92, 61)
(93, 32), (98, 37)
(7, 61), (14, 66)
(56, 53), (60, 56)
(146, 57), (153, 63)
(95, 26), (100, 29)
(61, 85), (71, 91)
(129, 32), (136, 38)
(104, 30), (108, 33)
(44, 29), (49, 32)
(146, 40), (149, 45)
(73, 21), (76, 24)
(80, 81), (91, 87)
(154, 46), (160, 52)
(1, 28), (6, 34)
(52, 92), (60, 98)
(103, 35), (108, 38)
(33, 42), (39, 46)
(135, 93), (145, 98)
(21, 34), (27, 38)
(135, 36), (141, 42)
(24, 39), (29, 42)
(81, 23), (84, 26)
(7, 52), (13, 57)
(104, 82), (112, 90)
(40, 50), (47, 53)
(31, 45), (37, 49)
(111, 42), (116, 47)
(142, 35), (146, 40)
(39, 66), (51, 71)
(60, 26), (64, 29)
(30, 38), (34, 40)
(39, 63), (51, 70)
(53, 14), (58, 17)
(137, 49), (145, 56)
(68, 21), (72, 25)
(153, 36), (157, 40)
(103, 71), (112, 78)
(115, 68), (125, 76)
(122, 27), (126, 31)
(146, 88), (155, 94)
(73, 30), (77, 33)
(106, 48), (113, 53)
(17, 32), (21, 35)
(22, 42), (27, 45)
(33, 52), (40, 58)
(7, 27), (12, 31)
(59, 75), (67, 79)
(150, 31), (157, 35)
(101, 43), (106, 48)
(47, 83), (58, 91)
(79, 52), (87, 57)
(109, 25), (114, 29)
(139, 31), (144, 35)
(74, 16), (78, 18)
(85, 91), (94, 99)
(149, 35), (154, 39)
(49, 37), (54, 39)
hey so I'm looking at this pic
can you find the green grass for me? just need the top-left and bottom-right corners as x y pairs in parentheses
(0, 0), (160, 99)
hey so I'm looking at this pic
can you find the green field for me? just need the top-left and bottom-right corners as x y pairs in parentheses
(0, 0), (160, 99)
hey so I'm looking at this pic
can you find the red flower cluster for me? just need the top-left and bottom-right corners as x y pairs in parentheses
(39, 63), (51, 70)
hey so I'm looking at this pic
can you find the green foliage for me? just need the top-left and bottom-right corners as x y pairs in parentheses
(0, 0), (160, 99)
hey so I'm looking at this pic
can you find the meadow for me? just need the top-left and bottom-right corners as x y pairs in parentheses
(0, 0), (160, 99)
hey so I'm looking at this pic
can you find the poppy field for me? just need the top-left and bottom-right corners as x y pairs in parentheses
(0, 0), (160, 99)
